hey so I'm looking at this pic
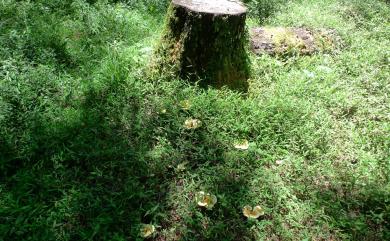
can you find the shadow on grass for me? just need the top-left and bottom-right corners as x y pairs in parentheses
(0, 76), (155, 239)
(315, 183), (390, 240)
(0, 67), (254, 240)
(2, 74), (389, 240)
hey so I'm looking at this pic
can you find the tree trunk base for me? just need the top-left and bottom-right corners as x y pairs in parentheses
(154, 0), (250, 91)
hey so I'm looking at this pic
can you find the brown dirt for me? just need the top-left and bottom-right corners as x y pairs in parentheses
(250, 27), (340, 56)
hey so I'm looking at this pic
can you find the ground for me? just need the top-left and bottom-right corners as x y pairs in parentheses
(0, 0), (389, 240)
(250, 27), (340, 55)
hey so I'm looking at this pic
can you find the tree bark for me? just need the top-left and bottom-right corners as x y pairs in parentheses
(155, 0), (250, 91)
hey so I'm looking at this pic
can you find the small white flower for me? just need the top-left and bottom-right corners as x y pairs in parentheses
(184, 118), (201, 129)
(275, 160), (284, 165)
(175, 161), (188, 172)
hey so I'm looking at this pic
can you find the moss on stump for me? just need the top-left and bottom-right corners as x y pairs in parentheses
(250, 27), (342, 56)
(155, 0), (250, 91)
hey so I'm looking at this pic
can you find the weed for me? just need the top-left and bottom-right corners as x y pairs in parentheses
(0, 0), (389, 240)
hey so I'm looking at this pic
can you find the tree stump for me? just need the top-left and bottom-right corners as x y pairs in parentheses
(155, 0), (250, 91)
(250, 27), (341, 56)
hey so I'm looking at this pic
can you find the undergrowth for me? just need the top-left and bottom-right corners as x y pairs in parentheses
(0, 0), (389, 240)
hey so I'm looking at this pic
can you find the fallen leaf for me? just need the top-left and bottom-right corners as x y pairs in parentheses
(234, 139), (249, 150)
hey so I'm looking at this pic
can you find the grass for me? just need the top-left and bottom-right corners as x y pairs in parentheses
(0, 0), (389, 240)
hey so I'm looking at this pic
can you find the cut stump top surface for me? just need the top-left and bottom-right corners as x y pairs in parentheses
(172, 0), (247, 15)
